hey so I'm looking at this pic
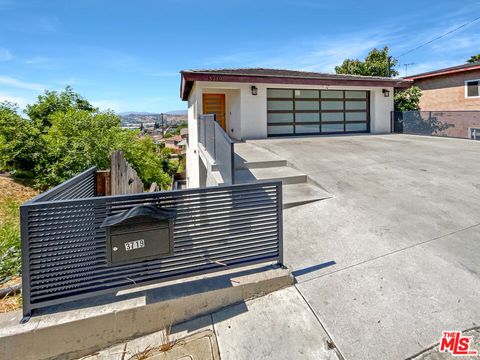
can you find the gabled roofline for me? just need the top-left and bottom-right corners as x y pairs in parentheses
(180, 69), (412, 100)
(405, 63), (480, 81)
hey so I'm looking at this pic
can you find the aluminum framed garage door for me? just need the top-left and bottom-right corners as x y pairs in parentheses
(267, 89), (370, 136)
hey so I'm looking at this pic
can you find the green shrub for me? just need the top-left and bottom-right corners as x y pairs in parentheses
(0, 88), (173, 190)
(0, 198), (21, 283)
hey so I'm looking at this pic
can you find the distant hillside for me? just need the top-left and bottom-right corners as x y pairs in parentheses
(165, 110), (187, 116)
(118, 111), (158, 116)
(119, 110), (187, 126)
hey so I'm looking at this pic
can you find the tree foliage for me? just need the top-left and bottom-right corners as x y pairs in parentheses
(26, 86), (95, 129)
(0, 88), (172, 190)
(394, 86), (422, 111)
(335, 47), (399, 77)
(467, 54), (480, 64)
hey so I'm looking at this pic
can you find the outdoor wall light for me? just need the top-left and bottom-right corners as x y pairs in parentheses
(251, 86), (258, 95)
(382, 89), (390, 97)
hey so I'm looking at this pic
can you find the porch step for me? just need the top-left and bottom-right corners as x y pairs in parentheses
(283, 183), (332, 209)
(234, 142), (287, 169)
(235, 166), (307, 185)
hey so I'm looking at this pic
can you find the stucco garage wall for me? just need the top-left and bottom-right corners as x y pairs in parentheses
(370, 87), (394, 133)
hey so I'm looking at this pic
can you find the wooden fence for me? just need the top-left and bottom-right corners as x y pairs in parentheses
(96, 151), (145, 195)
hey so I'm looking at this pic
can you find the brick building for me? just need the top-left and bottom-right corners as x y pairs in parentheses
(405, 63), (480, 110)
(403, 63), (480, 140)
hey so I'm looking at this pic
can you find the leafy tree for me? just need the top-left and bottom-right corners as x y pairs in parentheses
(25, 86), (94, 129)
(335, 47), (399, 77)
(0, 102), (44, 179)
(116, 132), (172, 189)
(467, 54), (480, 64)
(0, 88), (173, 190)
(37, 109), (122, 188)
(394, 86), (422, 111)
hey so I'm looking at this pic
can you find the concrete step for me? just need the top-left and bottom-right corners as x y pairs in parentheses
(283, 183), (332, 209)
(234, 142), (287, 170)
(235, 166), (307, 185)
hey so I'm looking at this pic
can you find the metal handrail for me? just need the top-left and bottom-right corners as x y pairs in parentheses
(198, 114), (235, 184)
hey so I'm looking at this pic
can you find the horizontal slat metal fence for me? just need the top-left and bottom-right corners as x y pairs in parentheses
(21, 174), (282, 317)
(198, 114), (235, 184)
(26, 167), (97, 203)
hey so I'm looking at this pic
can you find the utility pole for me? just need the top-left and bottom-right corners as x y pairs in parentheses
(387, 56), (392, 77)
(161, 113), (164, 137)
(403, 63), (415, 77)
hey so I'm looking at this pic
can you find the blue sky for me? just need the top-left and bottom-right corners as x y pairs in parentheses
(1, 0), (480, 113)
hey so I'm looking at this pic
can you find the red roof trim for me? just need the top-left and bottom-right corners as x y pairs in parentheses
(405, 64), (480, 81)
(180, 72), (411, 100)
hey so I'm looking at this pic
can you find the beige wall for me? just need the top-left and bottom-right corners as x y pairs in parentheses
(414, 70), (480, 110)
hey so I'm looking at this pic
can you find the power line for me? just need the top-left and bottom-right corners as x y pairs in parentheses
(397, 15), (480, 58)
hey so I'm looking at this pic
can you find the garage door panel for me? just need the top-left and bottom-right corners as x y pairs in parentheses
(268, 125), (294, 135)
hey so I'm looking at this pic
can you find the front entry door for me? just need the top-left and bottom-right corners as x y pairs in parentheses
(203, 94), (226, 131)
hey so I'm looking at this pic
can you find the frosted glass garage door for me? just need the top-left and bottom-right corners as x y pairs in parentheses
(267, 89), (370, 136)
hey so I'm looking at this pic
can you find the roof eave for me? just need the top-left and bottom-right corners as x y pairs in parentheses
(405, 64), (480, 80)
(180, 71), (411, 100)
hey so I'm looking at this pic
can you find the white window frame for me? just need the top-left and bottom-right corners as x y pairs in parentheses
(465, 79), (480, 98)
(469, 127), (480, 140)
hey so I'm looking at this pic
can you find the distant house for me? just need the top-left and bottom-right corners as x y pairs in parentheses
(164, 134), (184, 153)
(405, 63), (480, 110)
(180, 127), (188, 139)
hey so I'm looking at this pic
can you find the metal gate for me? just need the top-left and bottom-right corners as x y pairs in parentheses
(21, 167), (283, 318)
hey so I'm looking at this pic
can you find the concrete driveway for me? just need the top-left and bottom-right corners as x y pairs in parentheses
(249, 134), (480, 359)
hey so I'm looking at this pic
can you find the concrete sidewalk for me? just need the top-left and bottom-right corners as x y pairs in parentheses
(84, 287), (341, 360)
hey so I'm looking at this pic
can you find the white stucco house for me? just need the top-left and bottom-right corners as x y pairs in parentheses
(180, 68), (411, 189)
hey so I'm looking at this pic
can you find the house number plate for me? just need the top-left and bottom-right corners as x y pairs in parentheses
(124, 239), (145, 251)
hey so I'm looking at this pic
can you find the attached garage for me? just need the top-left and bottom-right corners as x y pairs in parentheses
(267, 88), (369, 136)
(180, 68), (411, 140)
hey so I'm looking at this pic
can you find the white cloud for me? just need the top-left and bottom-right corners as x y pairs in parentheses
(402, 59), (466, 77)
(202, 31), (391, 73)
(0, 48), (13, 61)
(92, 96), (171, 113)
(0, 76), (45, 91)
(0, 93), (29, 107)
(91, 99), (124, 112)
(24, 56), (50, 65)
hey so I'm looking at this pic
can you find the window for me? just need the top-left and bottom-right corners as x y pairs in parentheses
(266, 88), (369, 136)
(471, 128), (480, 140)
(465, 80), (480, 98)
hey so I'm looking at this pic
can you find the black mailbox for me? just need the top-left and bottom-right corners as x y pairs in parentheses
(100, 205), (177, 265)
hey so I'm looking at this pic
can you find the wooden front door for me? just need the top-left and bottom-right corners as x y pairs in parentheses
(202, 94), (226, 131)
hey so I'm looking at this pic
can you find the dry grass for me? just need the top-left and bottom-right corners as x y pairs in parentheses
(128, 345), (155, 360)
(0, 176), (38, 207)
(159, 324), (177, 352)
(128, 326), (178, 359)
(0, 276), (22, 312)
(0, 292), (21, 313)
(0, 176), (37, 312)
